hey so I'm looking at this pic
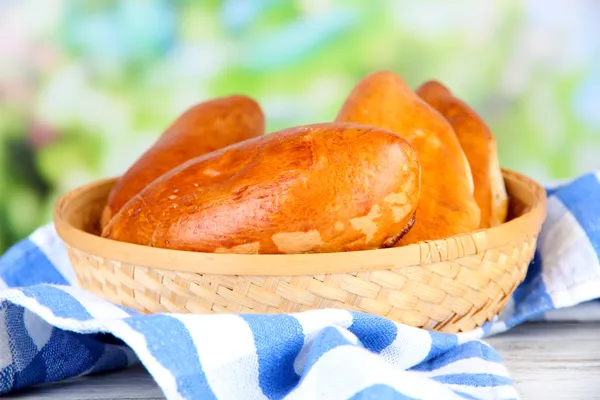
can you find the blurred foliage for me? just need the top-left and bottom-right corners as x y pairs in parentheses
(1, 0), (599, 253)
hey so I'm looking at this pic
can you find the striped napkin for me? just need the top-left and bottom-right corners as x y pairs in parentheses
(2, 172), (600, 400)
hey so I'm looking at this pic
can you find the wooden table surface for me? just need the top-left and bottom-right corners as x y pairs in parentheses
(8, 322), (600, 399)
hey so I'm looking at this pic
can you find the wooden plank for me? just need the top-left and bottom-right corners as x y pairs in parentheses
(8, 365), (165, 400)
(487, 322), (600, 399)
(9, 322), (600, 399)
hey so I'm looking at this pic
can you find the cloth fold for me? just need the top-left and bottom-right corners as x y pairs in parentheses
(2, 171), (600, 399)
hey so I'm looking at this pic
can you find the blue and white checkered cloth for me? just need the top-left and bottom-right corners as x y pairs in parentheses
(2, 172), (600, 399)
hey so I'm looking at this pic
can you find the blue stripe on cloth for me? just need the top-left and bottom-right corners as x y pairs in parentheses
(348, 311), (397, 353)
(478, 321), (494, 336)
(36, 329), (106, 384)
(13, 354), (47, 392)
(6, 306), (46, 388)
(453, 391), (485, 400)
(432, 373), (512, 387)
(0, 239), (67, 287)
(87, 346), (130, 375)
(0, 301), (14, 394)
(241, 314), (303, 400)
(555, 173), (600, 258)
(3, 300), (124, 393)
(1, 299), (131, 394)
(300, 326), (354, 374)
(423, 330), (458, 362)
(507, 249), (554, 327)
(411, 341), (502, 372)
(20, 285), (93, 321)
(124, 315), (215, 400)
(115, 303), (141, 316)
(0, 365), (15, 395)
(348, 384), (418, 400)
(545, 187), (559, 197)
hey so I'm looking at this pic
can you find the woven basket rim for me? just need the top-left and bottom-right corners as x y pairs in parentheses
(53, 168), (547, 276)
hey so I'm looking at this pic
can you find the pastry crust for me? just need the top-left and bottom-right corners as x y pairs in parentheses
(102, 123), (421, 254)
(417, 80), (508, 228)
(335, 71), (480, 245)
(100, 95), (265, 228)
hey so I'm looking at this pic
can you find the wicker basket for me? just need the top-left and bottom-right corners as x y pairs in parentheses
(53, 168), (546, 333)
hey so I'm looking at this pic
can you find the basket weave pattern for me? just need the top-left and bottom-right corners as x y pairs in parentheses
(57, 169), (546, 333)
(69, 235), (535, 332)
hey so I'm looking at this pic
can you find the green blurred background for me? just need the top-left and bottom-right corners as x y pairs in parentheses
(1, 0), (599, 254)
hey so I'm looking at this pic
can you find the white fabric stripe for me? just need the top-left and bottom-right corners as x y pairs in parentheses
(543, 300), (600, 321)
(457, 326), (487, 343)
(0, 288), (124, 335)
(0, 307), (12, 370)
(379, 323), (432, 369)
(173, 314), (268, 400)
(0, 288), (74, 325)
(446, 383), (520, 399)
(284, 346), (464, 400)
(550, 279), (600, 307)
(57, 285), (132, 320)
(420, 358), (510, 379)
(0, 277), (7, 290)
(292, 309), (353, 375)
(29, 225), (78, 286)
(539, 197), (600, 309)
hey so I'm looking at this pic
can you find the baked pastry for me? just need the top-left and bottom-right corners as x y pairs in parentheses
(101, 123), (421, 254)
(335, 71), (480, 245)
(100, 95), (265, 228)
(416, 80), (508, 227)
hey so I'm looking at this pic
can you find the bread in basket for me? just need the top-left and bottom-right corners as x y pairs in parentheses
(52, 71), (547, 333)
